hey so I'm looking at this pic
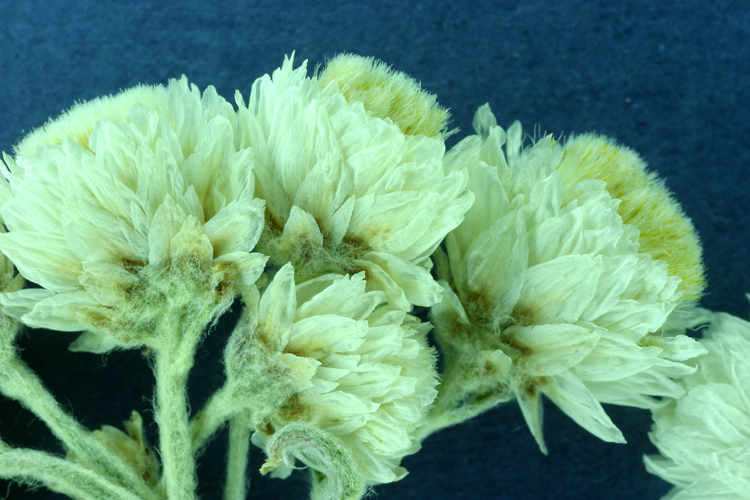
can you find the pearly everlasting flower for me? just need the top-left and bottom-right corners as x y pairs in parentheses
(318, 53), (451, 139)
(645, 306), (750, 500)
(0, 78), (267, 351)
(234, 55), (473, 310)
(430, 105), (706, 451)
(225, 263), (438, 485)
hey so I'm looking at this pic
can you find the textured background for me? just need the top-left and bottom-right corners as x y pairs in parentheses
(0, 1), (748, 499)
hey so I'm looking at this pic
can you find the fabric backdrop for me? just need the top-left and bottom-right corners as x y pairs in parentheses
(1, 1), (748, 499)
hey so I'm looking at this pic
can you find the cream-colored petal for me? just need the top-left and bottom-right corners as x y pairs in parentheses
(279, 206), (323, 255)
(360, 252), (443, 307)
(516, 254), (602, 324)
(204, 197), (265, 255)
(295, 273), (383, 322)
(148, 195), (187, 267)
(0, 288), (56, 321)
(69, 331), (122, 354)
(352, 258), (410, 311)
(288, 315), (367, 357)
(78, 261), (138, 307)
(539, 371), (625, 443)
(63, 200), (149, 264)
(462, 210), (528, 318)
(22, 291), (106, 332)
(0, 232), (82, 291)
(213, 252), (268, 287)
(509, 323), (601, 376)
(514, 384), (547, 454)
(257, 263), (296, 350)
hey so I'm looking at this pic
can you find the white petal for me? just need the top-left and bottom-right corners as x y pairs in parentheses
(292, 153), (352, 227)
(279, 206), (323, 254)
(288, 315), (367, 357)
(213, 252), (268, 287)
(352, 258), (410, 311)
(78, 261), (138, 307)
(295, 273), (383, 321)
(360, 252), (443, 307)
(452, 164), (507, 254)
(539, 371), (625, 443)
(347, 191), (436, 255)
(258, 263), (296, 350)
(509, 323), (601, 376)
(516, 254), (601, 324)
(514, 384), (547, 454)
(0, 288), (56, 320)
(69, 331), (122, 354)
(572, 332), (663, 382)
(0, 232), (82, 291)
(463, 210), (528, 317)
(148, 196), (187, 267)
(63, 200), (149, 264)
(204, 197), (265, 255)
(22, 291), (105, 332)
(329, 196), (355, 247)
(181, 115), (236, 212)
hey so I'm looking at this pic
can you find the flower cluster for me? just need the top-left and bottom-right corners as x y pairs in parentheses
(646, 306), (750, 500)
(0, 52), (741, 500)
(428, 105), (706, 451)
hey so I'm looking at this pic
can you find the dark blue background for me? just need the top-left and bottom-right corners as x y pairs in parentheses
(1, 1), (748, 499)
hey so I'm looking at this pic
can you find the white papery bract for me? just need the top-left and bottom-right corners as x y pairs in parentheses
(246, 263), (438, 485)
(234, 55), (474, 310)
(431, 105), (706, 452)
(645, 307), (750, 500)
(0, 78), (267, 350)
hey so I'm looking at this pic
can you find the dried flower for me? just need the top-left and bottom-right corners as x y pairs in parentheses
(646, 304), (750, 500)
(429, 105), (706, 451)
(0, 77), (267, 351)
(235, 55), (473, 310)
(225, 263), (438, 484)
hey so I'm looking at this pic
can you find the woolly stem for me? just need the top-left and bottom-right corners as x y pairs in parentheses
(153, 334), (200, 500)
(224, 417), (251, 500)
(0, 356), (157, 500)
(190, 386), (233, 455)
(0, 446), (145, 500)
(416, 361), (511, 442)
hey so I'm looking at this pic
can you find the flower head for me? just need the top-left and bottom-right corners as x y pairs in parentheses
(0, 78), (267, 351)
(431, 105), (706, 451)
(226, 263), (438, 484)
(318, 53), (451, 138)
(645, 306), (750, 500)
(235, 55), (473, 310)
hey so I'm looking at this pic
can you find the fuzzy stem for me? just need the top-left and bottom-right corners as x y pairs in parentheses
(0, 447), (145, 500)
(224, 417), (251, 500)
(153, 336), (200, 500)
(0, 356), (157, 500)
(190, 386), (233, 455)
(416, 362), (511, 442)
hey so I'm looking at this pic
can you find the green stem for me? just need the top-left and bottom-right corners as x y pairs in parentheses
(153, 340), (199, 500)
(0, 356), (157, 500)
(0, 447), (145, 500)
(190, 386), (233, 455)
(416, 363), (511, 442)
(224, 417), (251, 500)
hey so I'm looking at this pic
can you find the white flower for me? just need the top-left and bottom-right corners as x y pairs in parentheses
(431, 105), (706, 452)
(645, 306), (750, 500)
(234, 55), (474, 310)
(234, 263), (438, 485)
(0, 78), (267, 350)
